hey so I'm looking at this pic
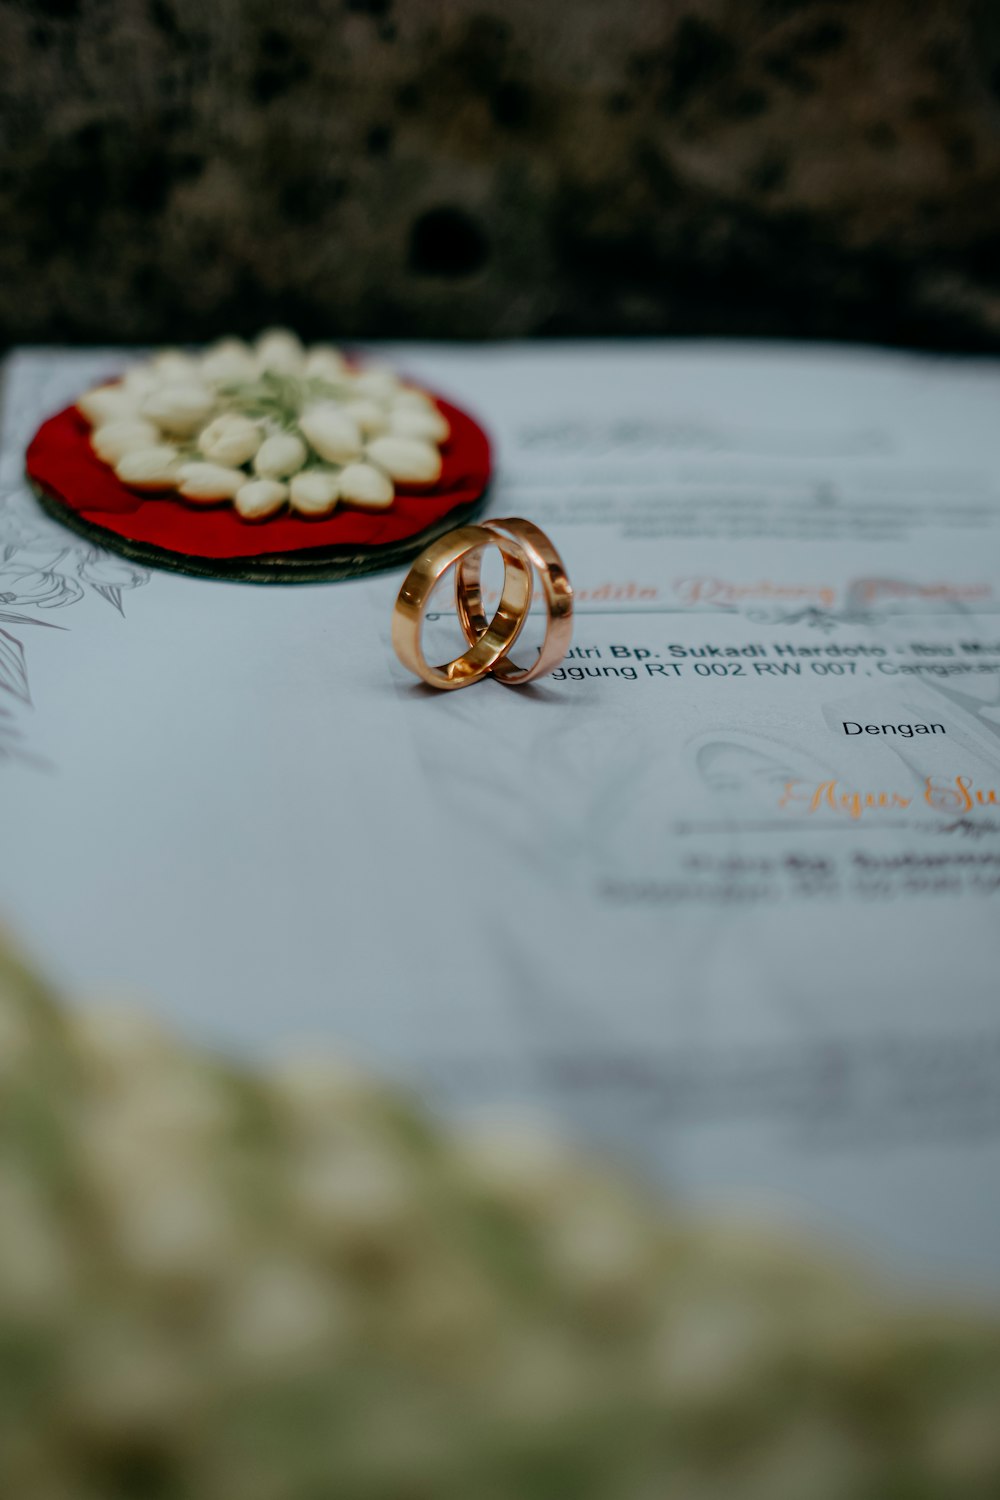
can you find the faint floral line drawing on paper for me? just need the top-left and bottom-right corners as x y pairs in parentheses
(742, 603), (890, 632)
(0, 497), (150, 766)
(743, 605), (845, 632)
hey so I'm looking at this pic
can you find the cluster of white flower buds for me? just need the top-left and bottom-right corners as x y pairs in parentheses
(77, 330), (450, 521)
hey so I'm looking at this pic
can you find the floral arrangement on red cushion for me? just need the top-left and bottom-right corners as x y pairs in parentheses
(26, 331), (491, 581)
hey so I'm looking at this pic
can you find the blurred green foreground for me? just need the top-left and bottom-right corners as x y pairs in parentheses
(1, 930), (999, 1500)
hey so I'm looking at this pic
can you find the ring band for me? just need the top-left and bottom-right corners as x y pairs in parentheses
(455, 517), (573, 684)
(392, 524), (533, 690)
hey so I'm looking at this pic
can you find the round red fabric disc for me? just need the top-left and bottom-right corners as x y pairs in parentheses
(25, 388), (492, 582)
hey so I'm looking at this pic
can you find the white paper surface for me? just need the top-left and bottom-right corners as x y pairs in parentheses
(3, 342), (1000, 1292)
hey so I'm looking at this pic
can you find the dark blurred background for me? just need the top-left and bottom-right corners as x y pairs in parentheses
(4, 0), (1000, 350)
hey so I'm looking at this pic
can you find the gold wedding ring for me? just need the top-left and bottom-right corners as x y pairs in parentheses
(392, 518), (573, 690)
(456, 517), (573, 684)
(392, 524), (533, 689)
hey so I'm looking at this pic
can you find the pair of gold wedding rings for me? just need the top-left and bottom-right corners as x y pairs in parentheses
(392, 517), (573, 689)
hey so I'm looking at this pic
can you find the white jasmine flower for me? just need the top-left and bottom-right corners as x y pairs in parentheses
(218, 1257), (346, 1370)
(200, 338), (260, 386)
(90, 419), (161, 465)
(141, 384), (217, 438)
(77, 385), (142, 427)
(256, 327), (305, 374)
(291, 1142), (414, 1243)
(197, 413), (262, 467)
(114, 446), (181, 490)
(289, 470), (340, 517)
(271, 1053), (382, 1123)
(253, 432), (308, 480)
(176, 464), (247, 503)
(365, 435), (442, 483)
(389, 406), (450, 443)
(392, 388), (438, 416)
(304, 345), (350, 380)
(337, 462), (394, 509)
(108, 1171), (237, 1283)
(235, 478), (288, 520)
(345, 398), (390, 437)
(352, 367), (399, 403)
(299, 405), (363, 464)
(120, 365), (162, 398)
(150, 349), (201, 384)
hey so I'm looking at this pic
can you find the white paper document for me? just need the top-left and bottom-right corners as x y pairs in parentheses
(2, 341), (999, 1291)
